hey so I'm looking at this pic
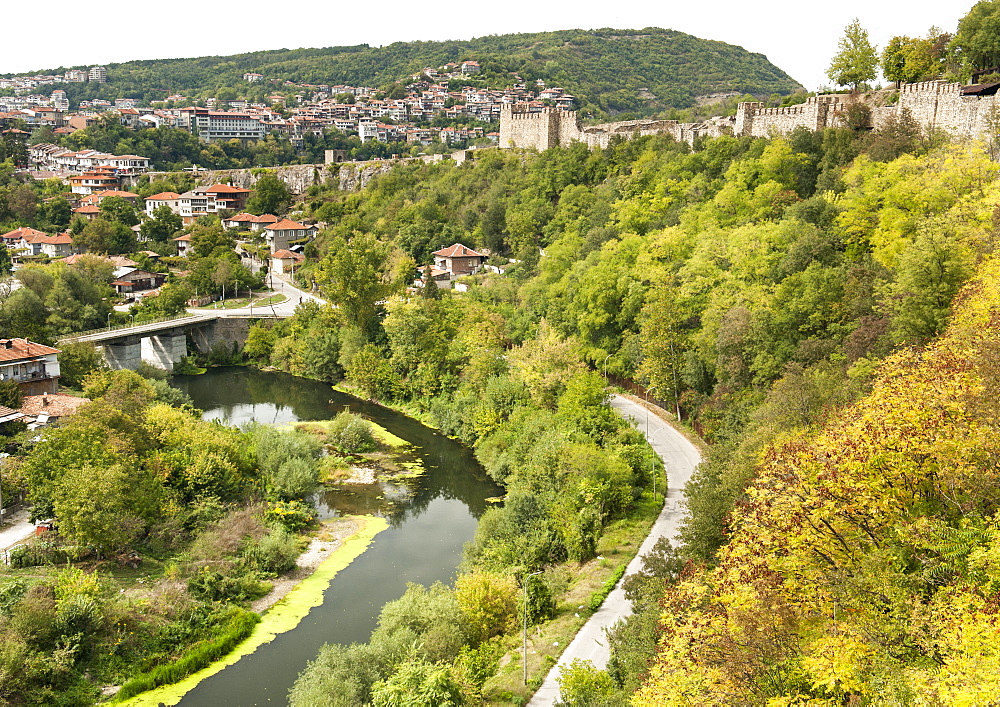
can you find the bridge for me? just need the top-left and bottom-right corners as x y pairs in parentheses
(59, 311), (281, 371)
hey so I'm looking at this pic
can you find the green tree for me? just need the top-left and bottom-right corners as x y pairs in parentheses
(371, 660), (462, 707)
(953, 0), (1000, 72)
(316, 233), (414, 339)
(827, 19), (879, 90)
(51, 462), (161, 555)
(99, 195), (140, 227)
(54, 342), (107, 389)
(246, 174), (292, 215)
(76, 217), (135, 254)
(139, 204), (183, 243)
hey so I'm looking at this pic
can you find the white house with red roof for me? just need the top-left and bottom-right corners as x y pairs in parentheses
(144, 191), (181, 216)
(264, 218), (317, 252)
(270, 249), (304, 275)
(0, 338), (61, 396)
(432, 243), (486, 277)
(172, 233), (192, 257)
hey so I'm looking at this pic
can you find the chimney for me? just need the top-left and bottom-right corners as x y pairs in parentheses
(42, 393), (48, 407)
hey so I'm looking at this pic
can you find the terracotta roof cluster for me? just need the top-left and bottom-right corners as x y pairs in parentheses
(206, 183), (251, 195)
(62, 254), (137, 267)
(1, 227), (72, 246)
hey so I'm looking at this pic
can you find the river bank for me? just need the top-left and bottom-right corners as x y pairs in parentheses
(123, 515), (388, 706)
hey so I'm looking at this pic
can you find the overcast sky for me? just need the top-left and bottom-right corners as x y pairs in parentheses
(2, 1), (973, 92)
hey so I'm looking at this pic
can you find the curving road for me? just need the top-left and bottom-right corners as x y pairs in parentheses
(528, 394), (702, 706)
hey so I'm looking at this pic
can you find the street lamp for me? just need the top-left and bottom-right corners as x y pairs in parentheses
(644, 385), (659, 438)
(523, 569), (543, 686)
(602, 353), (613, 380)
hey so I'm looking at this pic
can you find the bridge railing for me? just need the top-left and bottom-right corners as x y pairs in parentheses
(57, 312), (208, 344)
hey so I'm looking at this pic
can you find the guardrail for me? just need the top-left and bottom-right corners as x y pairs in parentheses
(57, 312), (211, 344)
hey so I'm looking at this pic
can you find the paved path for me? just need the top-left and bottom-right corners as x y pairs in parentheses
(528, 394), (702, 705)
(0, 506), (36, 558)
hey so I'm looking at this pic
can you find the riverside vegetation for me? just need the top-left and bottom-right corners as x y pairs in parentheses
(0, 367), (399, 704)
(202, 97), (997, 703)
(3, 94), (998, 705)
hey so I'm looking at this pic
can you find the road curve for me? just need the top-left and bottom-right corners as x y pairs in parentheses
(528, 394), (702, 705)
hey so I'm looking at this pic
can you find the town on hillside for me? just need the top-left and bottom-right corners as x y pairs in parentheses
(0, 59), (583, 167)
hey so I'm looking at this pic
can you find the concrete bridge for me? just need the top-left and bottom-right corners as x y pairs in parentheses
(59, 312), (280, 371)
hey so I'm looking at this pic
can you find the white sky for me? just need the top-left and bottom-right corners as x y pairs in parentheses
(2, 1), (973, 93)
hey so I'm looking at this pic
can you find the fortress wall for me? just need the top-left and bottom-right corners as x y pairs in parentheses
(500, 81), (1000, 153)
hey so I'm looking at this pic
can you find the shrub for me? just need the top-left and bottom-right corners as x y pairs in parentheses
(555, 659), (619, 707)
(455, 571), (518, 645)
(186, 568), (270, 603)
(241, 527), (302, 575)
(326, 411), (376, 453)
(264, 499), (315, 532)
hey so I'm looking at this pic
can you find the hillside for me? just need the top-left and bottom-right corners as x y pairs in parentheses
(19, 28), (802, 116)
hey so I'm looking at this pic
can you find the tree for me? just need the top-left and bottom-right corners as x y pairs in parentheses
(76, 217), (135, 254)
(139, 204), (183, 243)
(246, 174), (292, 215)
(316, 233), (414, 339)
(953, 0), (1000, 72)
(99, 195), (140, 227)
(57, 342), (107, 389)
(827, 19), (878, 90)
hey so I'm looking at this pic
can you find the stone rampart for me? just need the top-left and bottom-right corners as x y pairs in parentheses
(500, 81), (1000, 153)
(500, 106), (729, 151)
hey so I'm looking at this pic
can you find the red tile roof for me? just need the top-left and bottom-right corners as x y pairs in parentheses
(206, 183), (251, 194)
(272, 249), (304, 260)
(0, 338), (60, 363)
(266, 219), (310, 231)
(432, 243), (484, 258)
(146, 192), (181, 200)
(2, 226), (47, 240)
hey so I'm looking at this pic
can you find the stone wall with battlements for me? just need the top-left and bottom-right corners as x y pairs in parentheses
(501, 81), (1000, 153)
(499, 106), (730, 150)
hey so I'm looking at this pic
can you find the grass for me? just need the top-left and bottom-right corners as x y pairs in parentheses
(195, 293), (287, 310)
(482, 492), (664, 705)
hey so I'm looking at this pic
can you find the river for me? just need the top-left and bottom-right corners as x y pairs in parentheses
(170, 367), (499, 706)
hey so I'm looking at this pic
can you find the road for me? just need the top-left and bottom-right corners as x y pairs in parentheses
(528, 394), (702, 706)
(187, 271), (325, 318)
(0, 506), (36, 560)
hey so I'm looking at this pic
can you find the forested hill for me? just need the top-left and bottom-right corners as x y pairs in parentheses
(18, 28), (802, 115)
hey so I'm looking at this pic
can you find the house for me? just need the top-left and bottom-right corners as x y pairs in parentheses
(111, 267), (166, 297)
(432, 243), (486, 276)
(72, 203), (100, 221)
(223, 212), (258, 230)
(173, 233), (191, 256)
(144, 191), (181, 217)
(271, 249), (304, 275)
(1, 226), (47, 252)
(37, 232), (75, 258)
(0, 338), (61, 396)
(177, 187), (218, 225)
(264, 219), (317, 252)
(19, 393), (89, 428)
(205, 183), (251, 212)
(416, 265), (452, 289)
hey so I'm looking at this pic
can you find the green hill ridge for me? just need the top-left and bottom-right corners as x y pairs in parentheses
(15, 28), (802, 117)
